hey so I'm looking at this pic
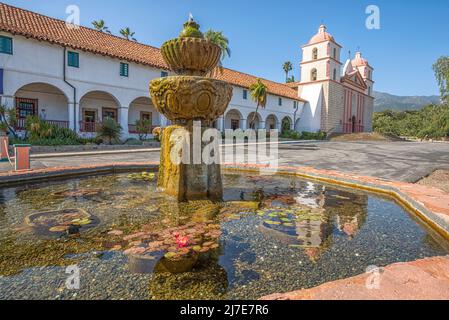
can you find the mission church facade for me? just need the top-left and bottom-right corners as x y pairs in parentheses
(0, 3), (374, 138)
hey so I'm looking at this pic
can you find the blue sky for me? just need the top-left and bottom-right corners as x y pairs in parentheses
(3, 0), (449, 96)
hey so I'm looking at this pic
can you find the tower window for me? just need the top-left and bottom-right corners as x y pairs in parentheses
(278, 98), (282, 106)
(161, 71), (169, 77)
(333, 68), (337, 81)
(368, 86), (371, 96)
(333, 48), (337, 59)
(243, 89), (248, 100)
(312, 48), (318, 60)
(311, 68), (317, 81)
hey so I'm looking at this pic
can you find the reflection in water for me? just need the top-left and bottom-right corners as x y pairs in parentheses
(0, 173), (447, 300)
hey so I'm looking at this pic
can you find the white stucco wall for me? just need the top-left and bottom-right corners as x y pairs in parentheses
(1, 32), (304, 138)
(296, 83), (323, 132)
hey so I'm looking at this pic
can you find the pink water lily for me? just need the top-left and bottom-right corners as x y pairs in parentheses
(176, 236), (189, 248)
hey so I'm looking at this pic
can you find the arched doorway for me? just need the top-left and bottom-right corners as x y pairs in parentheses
(14, 83), (69, 130)
(351, 116), (356, 133)
(225, 109), (243, 130)
(128, 97), (160, 136)
(281, 117), (292, 135)
(265, 114), (279, 130)
(247, 112), (262, 129)
(79, 91), (120, 133)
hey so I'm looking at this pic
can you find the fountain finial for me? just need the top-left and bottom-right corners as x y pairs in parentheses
(180, 15), (203, 38)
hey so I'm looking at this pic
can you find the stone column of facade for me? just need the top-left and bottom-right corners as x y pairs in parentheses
(74, 101), (81, 133)
(159, 114), (168, 128)
(259, 121), (265, 130)
(67, 102), (75, 130)
(217, 116), (224, 132)
(240, 118), (247, 130)
(119, 106), (129, 136)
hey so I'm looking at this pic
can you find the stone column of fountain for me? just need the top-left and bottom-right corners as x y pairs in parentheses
(150, 19), (233, 202)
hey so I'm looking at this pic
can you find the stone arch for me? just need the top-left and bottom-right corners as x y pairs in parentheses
(128, 96), (160, 134)
(281, 116), (293, 134)
(14, 82), (70, 129)
(225, 109), (243, 130)
(10, 77), (73, 102)
(265, 114), (279, 130)
(79, 90), (120, 132)
(247, 112), (262, 129)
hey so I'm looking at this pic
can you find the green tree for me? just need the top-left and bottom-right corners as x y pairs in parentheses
(433, 56), (449, 102)
(0, 104), (17, 137)
(286, 75), (295, 83)
(92, 20), (111, 34)
(97, 118), (122, 144)
(249, 79), (267, 129)
(119, 27), (137, 41)
(204, 30), (231, 73)
(283, 61), (293, 83)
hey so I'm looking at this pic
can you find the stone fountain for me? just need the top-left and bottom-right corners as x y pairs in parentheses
(150, 19), (233, 202)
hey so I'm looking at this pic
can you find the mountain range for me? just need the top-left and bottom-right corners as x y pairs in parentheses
(373, 91), (441, 112)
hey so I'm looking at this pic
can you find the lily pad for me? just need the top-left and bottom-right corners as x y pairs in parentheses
(164, 252), (177, 259)
(25, 208), (97, 237)
(49, 226), (69, 232)
(264, 220), (282, 226)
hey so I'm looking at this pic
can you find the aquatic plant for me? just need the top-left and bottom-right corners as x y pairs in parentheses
(127, 172), (156, 181)
(123, 221), (222, 273)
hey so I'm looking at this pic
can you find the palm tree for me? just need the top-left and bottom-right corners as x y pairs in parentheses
(249, 79), (267, 129)
(204, 30), (231, 74)
(92, 20), (111, 34)
(283, 61), (293, 83)
(119, 27), (137, 41)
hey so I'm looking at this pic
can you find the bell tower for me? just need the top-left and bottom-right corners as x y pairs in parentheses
(300, 25), (342, 83)
(351, 52), (374, 96)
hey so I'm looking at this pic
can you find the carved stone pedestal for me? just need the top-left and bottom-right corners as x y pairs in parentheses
(157, 124), (223, 201)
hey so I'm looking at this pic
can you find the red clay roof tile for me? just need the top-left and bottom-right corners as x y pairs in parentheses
(0, 2), (303, 101)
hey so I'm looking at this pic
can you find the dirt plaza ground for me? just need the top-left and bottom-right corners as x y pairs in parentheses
(2, 140), (449, 183)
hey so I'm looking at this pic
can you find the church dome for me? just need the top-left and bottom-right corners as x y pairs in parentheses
(308, 25), (335, 45)
(351, 52), (369, 67)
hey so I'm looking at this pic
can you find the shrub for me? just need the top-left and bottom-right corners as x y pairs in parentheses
(373, 104), (449, 139)
(25, 116), (82, 145)
(136, 119), (152, 141)
(97, 118), (122, 144)
(301, 131), (327, 140)
(124, 138), (143, 146)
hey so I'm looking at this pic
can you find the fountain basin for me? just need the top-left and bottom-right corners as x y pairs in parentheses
(150, 76), (233, 122)
(161, 38), (222, 76)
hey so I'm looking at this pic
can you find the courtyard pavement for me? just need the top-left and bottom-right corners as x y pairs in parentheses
(1, 140), (449, 182)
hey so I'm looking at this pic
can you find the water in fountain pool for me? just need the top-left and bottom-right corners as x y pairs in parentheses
(0, 172), (447, 300)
